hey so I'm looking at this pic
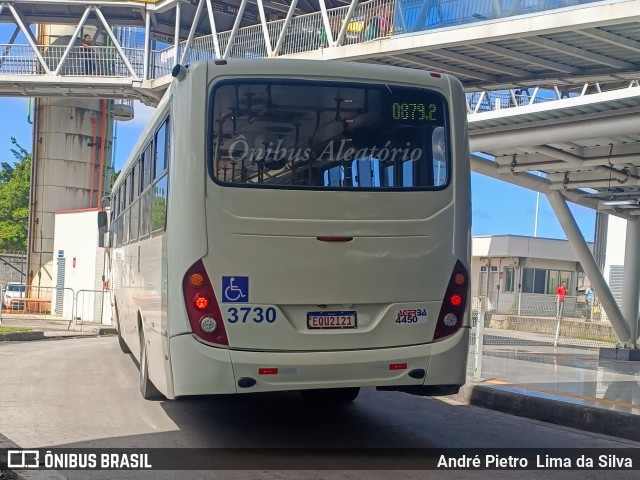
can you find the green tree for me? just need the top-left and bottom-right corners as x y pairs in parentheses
(0, 137), (31, 252)
(110, 169), (120, 190)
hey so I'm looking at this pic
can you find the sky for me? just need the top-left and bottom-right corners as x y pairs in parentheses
(0, 95), (596, 242)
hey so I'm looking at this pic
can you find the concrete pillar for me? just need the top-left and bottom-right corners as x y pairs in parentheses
(27, 25), (111, 288)
(547, 191), (631, 346)
(622, 219), (640, 348)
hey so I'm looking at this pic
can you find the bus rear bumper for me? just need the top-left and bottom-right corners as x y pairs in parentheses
(170, 328), (469, 396)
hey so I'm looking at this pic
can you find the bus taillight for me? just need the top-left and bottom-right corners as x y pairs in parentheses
(433, 261), (468, 341)
(183, 260), (229, 346)
(193, 295), (210, 310)
(449, 294), (462, 307)
(189, 273), (204, 288)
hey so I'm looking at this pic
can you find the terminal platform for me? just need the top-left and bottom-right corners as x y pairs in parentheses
(456, 342), (640, 442)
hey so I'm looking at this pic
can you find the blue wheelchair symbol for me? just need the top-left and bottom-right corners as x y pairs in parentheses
(222, 276), (249, 303)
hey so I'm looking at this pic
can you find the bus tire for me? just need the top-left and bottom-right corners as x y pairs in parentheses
(300, 387), (360, 404)
(114, 302), (131, 354)
(139, 332), (163, 400)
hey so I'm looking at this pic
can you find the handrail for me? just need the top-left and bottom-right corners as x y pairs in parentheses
(0, 0), (615, 81)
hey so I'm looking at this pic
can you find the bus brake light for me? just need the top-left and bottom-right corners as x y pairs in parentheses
(449, 294), (462, 307)
(194, 295), (210, 310)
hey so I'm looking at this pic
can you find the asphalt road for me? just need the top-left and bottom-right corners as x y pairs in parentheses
(1, 337), (638, 480)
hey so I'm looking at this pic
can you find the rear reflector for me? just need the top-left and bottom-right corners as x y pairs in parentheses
(433, 260), (469, 341)
(258, 368), (278, 375)
(389, 363), (408, 371)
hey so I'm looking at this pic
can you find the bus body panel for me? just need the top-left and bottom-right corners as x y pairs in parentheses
(170, 334), (236, 396)
(112, 231), (170, 396)
(165, 62), (210, 339)
(446, 75), (472, 276)
(204, 204), (459, 350)
(198, 64), (468, 352)
(168, 327), (467, 397)
(424, 326), (469, 387)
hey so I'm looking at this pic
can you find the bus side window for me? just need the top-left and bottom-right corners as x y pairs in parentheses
(151, 175), (168, 233)
(432, 126), (447, 186)
(140, 142), (154, 238)
(324, 165), (344, 187)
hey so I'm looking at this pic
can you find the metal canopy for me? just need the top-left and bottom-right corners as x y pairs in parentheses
(468, 87), (640, 218)
(311, 1), (640, 92)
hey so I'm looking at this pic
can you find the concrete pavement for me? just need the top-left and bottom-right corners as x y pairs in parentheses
(1, 316), (640, 479)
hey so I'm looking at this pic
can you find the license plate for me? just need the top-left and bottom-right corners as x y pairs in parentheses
(307, 311), (357, 329)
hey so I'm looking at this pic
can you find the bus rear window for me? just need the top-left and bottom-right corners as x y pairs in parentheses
(209, 81), (449, 190)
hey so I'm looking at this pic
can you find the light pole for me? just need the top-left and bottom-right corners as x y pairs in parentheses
(534, 171), (543, 237)
(534, 190), (540, 237)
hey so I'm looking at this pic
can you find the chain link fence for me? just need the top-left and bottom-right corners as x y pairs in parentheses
(468, 295), (618, 379)
(0, 252), (27, 286)
(482, 293), (615, 346)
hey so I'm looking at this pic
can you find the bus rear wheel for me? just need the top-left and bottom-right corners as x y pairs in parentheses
(139, 333), (163, 400)
(300, 387), (360, 404)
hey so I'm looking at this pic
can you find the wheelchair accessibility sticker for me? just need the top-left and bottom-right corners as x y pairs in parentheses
(222, 276), (249, 303)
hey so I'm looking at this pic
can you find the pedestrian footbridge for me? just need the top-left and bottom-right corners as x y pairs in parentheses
(3, 0), (640, 212)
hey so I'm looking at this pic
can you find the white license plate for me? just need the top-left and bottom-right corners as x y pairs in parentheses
(307, 312), (357, 329)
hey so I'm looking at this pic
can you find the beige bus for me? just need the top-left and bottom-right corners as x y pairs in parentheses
(109, 59), (471, 402)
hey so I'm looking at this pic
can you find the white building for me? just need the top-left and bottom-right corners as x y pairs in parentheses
(51, 208), (111, 324)
(604, 216), (626, 308)
(472, 235), (591, 313)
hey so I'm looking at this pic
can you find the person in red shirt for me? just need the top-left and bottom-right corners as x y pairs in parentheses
(556, 281), (567, 319)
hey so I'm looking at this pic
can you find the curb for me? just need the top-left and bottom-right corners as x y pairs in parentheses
(0, 331), (44, 342)
(0, 329), (116, 343)
(0, 435), (66, 480)
(96, 327), (117, 336)
(450, 383), (640, 442)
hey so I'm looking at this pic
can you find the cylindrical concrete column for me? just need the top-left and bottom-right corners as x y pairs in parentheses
(622, 218), (640, 347)
(27, 25), (111, 287)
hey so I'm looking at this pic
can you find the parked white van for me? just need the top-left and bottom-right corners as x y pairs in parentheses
(2, 283), (26, 309)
